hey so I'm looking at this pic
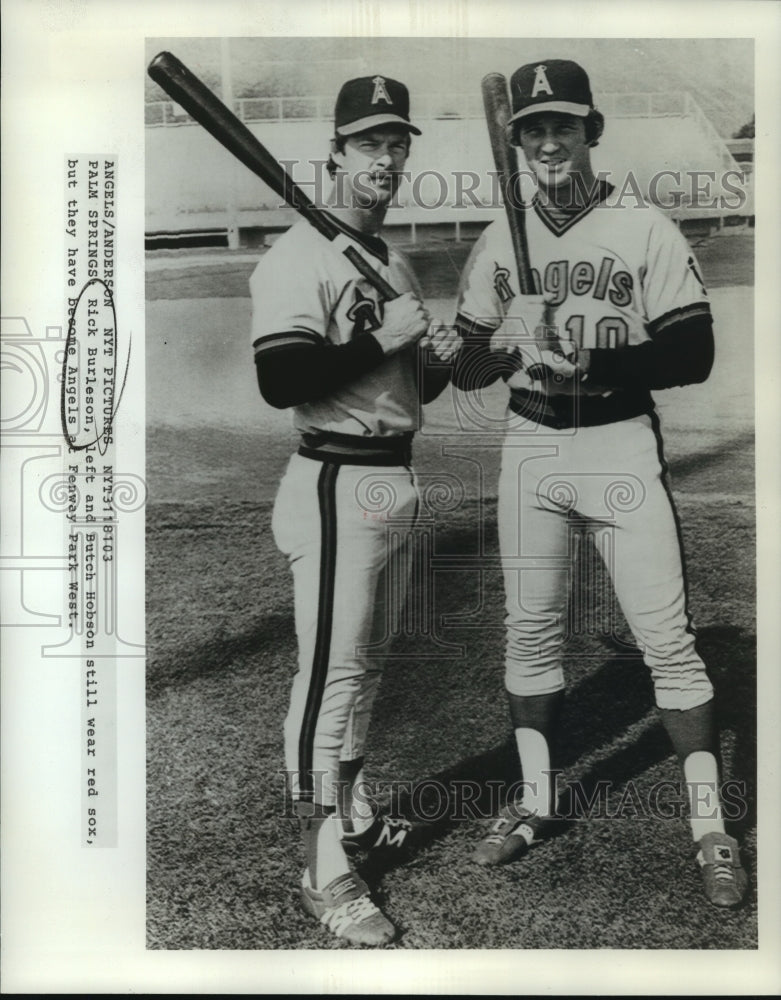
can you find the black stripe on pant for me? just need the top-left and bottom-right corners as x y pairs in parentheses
(648, 408), (699, 645)
(297, 461), (339, 803)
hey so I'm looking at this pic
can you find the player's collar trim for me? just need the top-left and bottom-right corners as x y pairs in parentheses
(325, 212), (389, 264)
(533, 180), (614, 237)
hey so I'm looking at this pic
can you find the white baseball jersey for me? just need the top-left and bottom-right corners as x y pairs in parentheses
(457, 183), (715, 712)
(252, 215), (425, 811)
(457, 184), (711, 409)
(251, 218), (423, 438)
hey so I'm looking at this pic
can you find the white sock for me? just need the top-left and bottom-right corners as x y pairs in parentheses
(348, 769), (376, 835)
(514, 727), (555, 817)
(683, 750), (725, 842)
(311, 816), (351, 890)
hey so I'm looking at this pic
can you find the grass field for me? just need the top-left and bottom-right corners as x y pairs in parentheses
(146, 233), (756, 950)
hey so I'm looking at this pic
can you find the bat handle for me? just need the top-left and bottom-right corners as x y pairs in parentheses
(342, 245), (399, 300)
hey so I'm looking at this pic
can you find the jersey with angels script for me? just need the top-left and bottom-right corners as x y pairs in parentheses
(456, 183), (712, 420)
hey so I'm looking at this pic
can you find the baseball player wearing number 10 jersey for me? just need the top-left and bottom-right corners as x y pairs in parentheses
(453, 59), (747, 907)
(250, 75), (458, 945)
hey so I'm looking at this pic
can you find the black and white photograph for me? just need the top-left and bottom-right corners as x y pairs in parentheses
(145, 33), (759, 949)
(2, 1), (781, 994)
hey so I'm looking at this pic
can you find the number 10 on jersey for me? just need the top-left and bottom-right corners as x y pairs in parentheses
(565, 314), (629, 349)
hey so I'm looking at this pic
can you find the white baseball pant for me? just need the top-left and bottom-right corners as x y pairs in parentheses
(498, 412), (714, 711)
(272, 453), (418, 809)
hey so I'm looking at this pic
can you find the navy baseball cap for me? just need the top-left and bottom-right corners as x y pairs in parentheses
(509, 59), (595, 124)
(334, 75), (422, 136)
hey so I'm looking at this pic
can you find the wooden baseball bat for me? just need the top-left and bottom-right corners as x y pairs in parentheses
(147, 51), (399, 301)
(481, 72), (535, 295)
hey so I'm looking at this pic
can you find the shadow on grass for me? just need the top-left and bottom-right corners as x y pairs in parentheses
(146, 610), (295, 699)
(665, 428), (755, 483)
(699, 624), (757, 836)
(362, 623), (756, 880)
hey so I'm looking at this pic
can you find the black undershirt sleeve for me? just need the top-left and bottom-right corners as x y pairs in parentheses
(450, 313), (714, 394)
(450, 317), (516, 391)
(255, 334), (385, 409)
(419, 354), (454, 404)
(586, 313), (715, 391)
(258, 314), (711, 409)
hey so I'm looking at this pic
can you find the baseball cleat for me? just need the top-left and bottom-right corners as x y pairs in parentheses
(696, 832), (748, 908)
(300, 870), (396, 946)
(473, 803), (552, 866)
(341, 811), (413, 857)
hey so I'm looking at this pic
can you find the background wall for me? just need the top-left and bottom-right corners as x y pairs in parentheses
(145, 37), (754, 240)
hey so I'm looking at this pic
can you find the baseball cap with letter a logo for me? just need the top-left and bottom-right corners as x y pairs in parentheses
(334, 75), (422, 136)
(508, 59), (595, 124)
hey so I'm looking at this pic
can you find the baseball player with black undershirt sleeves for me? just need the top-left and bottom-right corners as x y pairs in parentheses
(251, 75), (459, 946)
(452, 59), (747, 908)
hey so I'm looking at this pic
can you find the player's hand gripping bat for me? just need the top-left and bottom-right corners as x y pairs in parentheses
(147, 51), (399, 301)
